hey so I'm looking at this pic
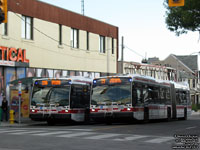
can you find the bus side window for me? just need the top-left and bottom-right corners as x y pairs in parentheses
(181, 91), (187, 105)
(176, 90), (180, 105)
(165, 88), (171, 105)
(186, 91), (191, 105)
(132, 83), (143, 106)
(132, 88), (142, 105)
(160, 88), (164, 103)
(143, 88), (149, 103)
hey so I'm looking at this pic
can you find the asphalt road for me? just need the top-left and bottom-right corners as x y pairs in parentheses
(0, 114), (199, 150)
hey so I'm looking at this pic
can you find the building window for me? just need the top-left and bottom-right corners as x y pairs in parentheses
(59, 24), (62, 45)
(193, 79), (195, 88)
(21, 15), (33, 40)
(2, 23), (8, 36)
(86, 31), (89, 50)
(99, 35), (105, 53)
(71, 28), (79, 48)
(112, 38), (114, 54)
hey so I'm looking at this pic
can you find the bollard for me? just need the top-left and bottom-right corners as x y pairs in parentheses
(0, 108), (2, 125)
(9, 110), (14, 124)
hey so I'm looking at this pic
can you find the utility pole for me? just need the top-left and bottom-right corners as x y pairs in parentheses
(81, 0), (84, 15)
(121, 36), (124, 74)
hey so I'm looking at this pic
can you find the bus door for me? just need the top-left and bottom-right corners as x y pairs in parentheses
(170, 84), (177, 119)
(70, 84), (90, 122)
(132, 82), (145, 120)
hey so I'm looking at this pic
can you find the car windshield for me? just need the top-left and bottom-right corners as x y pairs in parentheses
(31, 86), (70, 106)
(91, 83), (131, 106)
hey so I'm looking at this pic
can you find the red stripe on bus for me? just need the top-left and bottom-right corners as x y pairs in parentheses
(176, 106), (185, 109)
(133, 107), (144, 111)
(148, 106), (167, 110)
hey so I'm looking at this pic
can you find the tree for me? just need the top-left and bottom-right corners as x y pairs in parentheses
(164, 0), (200, 36)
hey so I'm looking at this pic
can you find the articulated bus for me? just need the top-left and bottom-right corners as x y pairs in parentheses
(29, 76), (92, 125)
(90, 75), (191, 123)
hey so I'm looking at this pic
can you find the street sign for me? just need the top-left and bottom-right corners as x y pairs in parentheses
(18, 81), (22, 96)
(168, 0), (184, 7)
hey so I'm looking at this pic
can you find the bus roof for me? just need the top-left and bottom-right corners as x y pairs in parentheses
(33, 76), (93, 85)
(94, 74), (173, 87)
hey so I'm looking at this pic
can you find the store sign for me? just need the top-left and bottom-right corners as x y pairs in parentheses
(0, 46), (29, 67)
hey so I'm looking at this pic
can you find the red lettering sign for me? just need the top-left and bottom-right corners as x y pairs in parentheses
(0, 46), (29, 63)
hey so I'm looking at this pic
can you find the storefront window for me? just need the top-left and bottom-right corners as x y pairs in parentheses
(17, 68), (26, 79)
(26, 68), (35, 77)
(5, 67), (16, 86)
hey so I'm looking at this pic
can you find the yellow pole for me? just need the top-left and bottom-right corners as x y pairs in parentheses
(9, 110), (14, 124)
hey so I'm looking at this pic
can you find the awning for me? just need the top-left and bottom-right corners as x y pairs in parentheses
(9, 77), (42, 86)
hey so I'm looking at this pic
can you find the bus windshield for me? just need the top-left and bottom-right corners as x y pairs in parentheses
(91, 83), (131, 106)
(31, 86), (70, 106)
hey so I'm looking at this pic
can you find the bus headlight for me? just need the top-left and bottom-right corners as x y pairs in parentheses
(92, 109), (95, 112)
(65, 109), (69, 113)
(127, 108), (131, 111)
(31, 109), (35, 112)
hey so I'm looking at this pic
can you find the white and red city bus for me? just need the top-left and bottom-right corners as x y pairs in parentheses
(90, 74), (191, 123)
(29, 76), (92, 125)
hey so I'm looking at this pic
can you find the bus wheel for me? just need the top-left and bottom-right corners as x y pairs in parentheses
(143, 107), (149, 123)
(167, 108), (171, 121)
(183, 108), (187, 120)
(47, 119), (55, 126)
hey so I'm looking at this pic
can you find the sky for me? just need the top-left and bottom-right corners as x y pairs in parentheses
(39, 0), (200, 63)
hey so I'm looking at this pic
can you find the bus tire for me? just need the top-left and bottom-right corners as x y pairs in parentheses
(167, 108), (171, 121)
(143, 107), (149, 123)
(47, 119), (55, 126)
(183, 108), (187, 120)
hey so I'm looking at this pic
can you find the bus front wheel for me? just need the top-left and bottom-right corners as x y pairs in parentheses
(143, 107), (149, 123)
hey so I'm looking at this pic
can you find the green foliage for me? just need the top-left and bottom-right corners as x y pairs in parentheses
(192, 104), (200, 112)
(192, 104), (198, 112)
(164, 0), (200, 36)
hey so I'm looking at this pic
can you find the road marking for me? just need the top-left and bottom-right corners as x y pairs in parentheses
(186, 126), (197, 130)
(84, 133), (121, 140)
(0, 148), (22, 150)
(0, 130), (26, 133)
(57, 132), (95, 138)
(114, 135), (149, 141)
(64, 129), (93, 131)
(9, 131), (46, 135)
(93, 125), (127, 131)
(33, 131), (71, 136)
(145, 137), (174, 143)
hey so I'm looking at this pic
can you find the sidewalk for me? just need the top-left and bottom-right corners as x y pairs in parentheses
(191, 110), (200, 115)
(0, 118), (42, 127)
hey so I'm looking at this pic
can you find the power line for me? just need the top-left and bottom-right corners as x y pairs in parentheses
(124, 45), (145, 59)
